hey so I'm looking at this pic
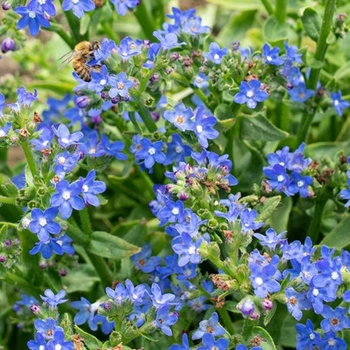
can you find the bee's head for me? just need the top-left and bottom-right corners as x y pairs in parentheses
(91, 41), (101, 51)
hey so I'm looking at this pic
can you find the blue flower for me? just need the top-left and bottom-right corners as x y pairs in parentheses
(29, 238), (63, 259)
(249, 255), (281, 298)
(115, 36), (142, 60)
(285, 287), (311, 320)
(0, 93), (6, 116)
(340, 179), (350, 207)
(86, 65), (109, 94)
(193, 72), (209, 89)
(46, 331), (73, 349)
(163, 102), (194, 131)
(164, 133), (192, 165)
(27, 332), (47, 350)
(284, 41), (303, 64)
(62, 0), (95, 18)
(0, 122), (12, 138)
(169, 333), (190, 350)
(203, 42), (228, 64)
(93, 314), (115, 334)
(108, 72), (134, 98)
(110, 0), (138, 15)
(71, 297), (99, 331)
(34, 318), (63, 340)
(262, 43), (285, 66)
(30, 0), (56, 16)
(134, 137), (167, 173)
(131, 243), (162, 273)
(94, 38), (117, 63)
(106, 282), (129, 304)
(50, 179), (85, 219)
(198, 333), (228, 350)
(40, 289), (67, 308)
(17, 86), (38, 107)
(79, 170), (106, 206)
(172, 233), (203, 267)
(320, 305), (350, 332)
(287, 172), (313, 197)
(253, 228), (286, 250)
(192, 107), (219, 148)
(100, 134), (128, 159)
(153, 31), (186, 50)
(319, 332), (347, 350)
(53, 151), (80, 174)
(29, 207), (61, 242)
(331, 90), (349, 116)
(154, 305), (178, 336)
(157, 200), (185, 226)
(288, 82), (314, 102)
(234, 79), (269, 108)
(149, 283), (176, 308)
(263, 164), (291, 193)
(296, 319), (322, 349)
(15, 3), (50, 36)
(192, 312), (225, 340)
(240, 208), (263, 233)
(181, 16), (210, 35)
(52, 124), (84, 148)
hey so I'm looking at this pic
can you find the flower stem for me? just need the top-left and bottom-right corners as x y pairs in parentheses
(218, 308), (235, 335)
(260, 0), (274, 15)
(19, 140), (39, 179)
(133, 1), (156, 39)
(297, 0), (337, 144)
(79, 207), (93, 239)
(307, 191), (328, 243)
(275, 0), (287, 24)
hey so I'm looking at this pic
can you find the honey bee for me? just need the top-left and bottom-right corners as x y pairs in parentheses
(58, 41), (101, 82)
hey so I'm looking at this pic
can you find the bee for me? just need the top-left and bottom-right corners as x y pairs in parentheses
(58, 41), (101, 82)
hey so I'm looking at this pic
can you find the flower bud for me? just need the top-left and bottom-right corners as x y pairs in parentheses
(76, 95), (90, 108)
(2, 1), (11, 10)
(262, 298), (273, 311)
(1, 38), (15, 53)
(238, 299), (255, 317)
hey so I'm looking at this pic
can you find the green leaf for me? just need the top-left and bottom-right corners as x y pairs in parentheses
(87, 231), (141, 259)
(240, 114), (288, 141)
(301, 8), (322, 42)
(64, 264), (100, 293)
(320, 216), (350, 249)
(79, 15), (90, 35)
(257, 196), (282, 222)
(267, 196), (292, 232)
(252, 326), (277, 350)
(74, 325), (103, 349)
(263, 16), (288, 42)
(263, 302), (277, 326)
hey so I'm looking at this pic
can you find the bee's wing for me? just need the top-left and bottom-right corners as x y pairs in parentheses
(57, 50), (78, 71)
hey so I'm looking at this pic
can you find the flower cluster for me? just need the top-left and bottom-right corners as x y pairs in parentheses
(263, 143), (313, 197)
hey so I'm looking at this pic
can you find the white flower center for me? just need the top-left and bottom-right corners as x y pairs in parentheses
(334, 100), (339, 106)
(196, 125), (203, 133)
(61, 137), (69, 145)
(246, 90), (254, 98)
(100, 79), (107, 86)
(277, 175), (285, 182)
(331, 271), (339, 280)
(58, 156), (66, 164)
(175, 145), (183, 153)
(38, 0), (46, 4)
(312, 288), (319, 297)
(72, 0), (79, 4)
(62, 190), (71, 200)
(83, 184), (89, 193)
(254, 277), (263, 286)
(297, 180), (304, 187)
(267, 55), (272, 61)
(214, 53), (220, 60)
(188, 246), (196, 255)
(148, 147), (156, 155)
(89, 147), (96, 154)
(171, 208), (179, 215)
(29, 11), (36, 18)
(39, 218), (47, 227)
(0, 130), (5, 137)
